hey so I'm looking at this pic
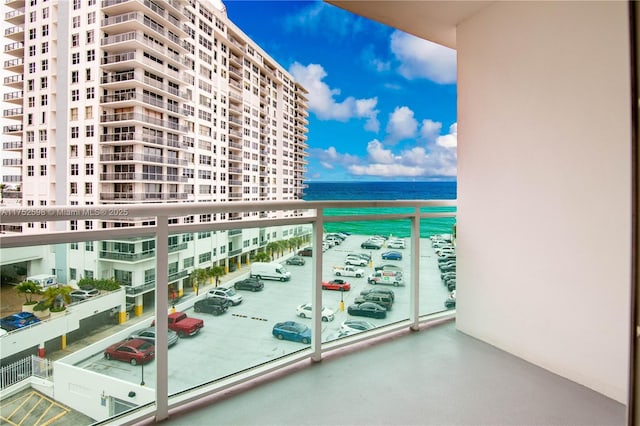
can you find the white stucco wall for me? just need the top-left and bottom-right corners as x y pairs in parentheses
(456, 1), (631, 402)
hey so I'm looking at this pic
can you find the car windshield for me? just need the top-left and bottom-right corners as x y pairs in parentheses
(226, 289), (236, 296)
(293, 324), (308, 333)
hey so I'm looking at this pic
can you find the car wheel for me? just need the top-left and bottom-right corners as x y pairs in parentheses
(356, 274), (362, 278)
(369, 280), (376, 285)
(130, 358), (138, 366)
(299, 312), (307, 318)
(255, 275), (261, 280)
(335, 272), (341, 276)
(178, 331), (186, 338)
(280, 277), (285, 282)
(393, 282), (399, 287)
(194, 306), (201, 313)
(105, 353), (111, 360)
(322, 316), (328, 322)
(276, 334), (284, 340)
(322, 286), (327, 290)
(301, 337), (309, 344)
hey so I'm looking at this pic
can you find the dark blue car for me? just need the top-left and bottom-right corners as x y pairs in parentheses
(0, 312), (41, 331)
(381, 251), (403, 260)
(272, 321), (311, 344)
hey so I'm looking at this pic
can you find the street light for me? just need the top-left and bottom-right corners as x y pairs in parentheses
(140, 353), (150, 386)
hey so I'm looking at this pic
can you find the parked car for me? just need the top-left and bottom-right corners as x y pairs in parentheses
(194, 298), (230, 315)
(297, 247), (313, 257)
(349, 253), (371, 261)
(104, 338), (155, 365)
(286, 256), (306, 266)
(321, 279), (351, 291)
(354, 293), (393, 310)
(381, 251), (403, 260)
(0, 312), (40, 331)
(234, 278), (264, 292)
(360, 288), (395, 301)
(207, 287), (243, 305)
(129, 326), (179, 347)
(374, 264), (403, 273)
(272, 321), (311, 344)
(361, 240), (382, 250)
(345, 255), (368, 266)
(70, 287), (100, 302)
(386, 239), (406, 249)
(296, 303), (335, 322)
(339, 320), (377, 336)
(347, 302), (387, 319)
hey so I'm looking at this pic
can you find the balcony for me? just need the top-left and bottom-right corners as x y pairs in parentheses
(3, 124), (22, 134)
(4, 7), (24, 25)
(3, 90), (23, 104)
(4, 25), (24, 41)
(4, 57), (23, 72)
(99, 152), (188, 166)
(2, 140), (21, 150)
(4, 73), (23, 88)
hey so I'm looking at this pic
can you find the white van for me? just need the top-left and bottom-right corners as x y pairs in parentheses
(250, 262), (291, 282)
(26, 274), (58, 290)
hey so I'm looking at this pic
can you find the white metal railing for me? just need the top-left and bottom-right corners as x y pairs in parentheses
(0, 200), (456, 424)
(0, 355), (52, 390)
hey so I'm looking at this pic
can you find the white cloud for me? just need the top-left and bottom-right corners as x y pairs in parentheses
(289, 62), (380, 131)
(310, 121), (458, 179)
(390, 31), (457, 84)
(385, 106), (418, 144)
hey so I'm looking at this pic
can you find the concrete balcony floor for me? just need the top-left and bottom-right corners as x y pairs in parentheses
(150, 319), (625, 426)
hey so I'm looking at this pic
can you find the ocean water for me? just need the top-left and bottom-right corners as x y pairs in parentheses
(302, 181), (457, 238)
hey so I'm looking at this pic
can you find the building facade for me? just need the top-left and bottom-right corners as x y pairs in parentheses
(2, 0), (309, 314)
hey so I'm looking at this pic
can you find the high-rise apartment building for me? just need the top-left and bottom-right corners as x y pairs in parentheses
(2, 0), (309, 313)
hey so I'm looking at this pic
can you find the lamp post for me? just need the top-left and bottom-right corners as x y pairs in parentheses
(140, 353), (149, 386)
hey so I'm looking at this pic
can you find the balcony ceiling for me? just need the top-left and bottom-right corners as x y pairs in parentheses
(325, 0), (494, 48)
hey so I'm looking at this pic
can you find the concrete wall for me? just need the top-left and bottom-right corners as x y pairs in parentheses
(456, 1), (631, 402)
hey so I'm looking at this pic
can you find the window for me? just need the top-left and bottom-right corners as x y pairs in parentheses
(42, 25), (49, 37)
(70, 145), (78, 157)
(85, 241), (94, 251)
(86, 87), (95, 99)
(71, 71), (79, 83)
(85, 125), (94, 137)
(41, 59), (48, 71)
(70, 164), (78, 175)
(72, 52), (80, 65)
(86, 49), (95, 61)
(39, 130), (47, 142)
(85, 182), (93, 194)
(85, 106), (93, 119)
(184, 257), (194, 268)
(70, 108), (78, 120)
(70, 220), (77, 230)
(69, 268), (76, 280)
(42, 7), (49, 19)
(70, 242), (78, 250)
(72, 90), (80, 101)
(29, 63), (36, 73)
(86, 30), (94, 43)
(85, 144), (93, 156)
(86, 68), (91, 81)
(84, 270), (94, 280)
(40, 77), (47, 89)
(40, 147), (47, 159)
(27, 148), (34, 159)
(72, 16), (80, 28)
(85, 164), (94, 175)
(72, 33), (79, 47)
(71, 127), (79, 139)
(27, 166), (34, 176)
(41, 94), (48, 106)
(29, 46), (36, 56)
(29, 28), (36, 40)
(41, 42), (48, 54)
(73, 0), (80, 9)
(87, 12), (96, 24)
(40, 165), (47, 176)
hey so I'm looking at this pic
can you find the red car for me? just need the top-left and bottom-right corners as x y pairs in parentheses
(104, 338), (155, 365)
(321, 279), (351, 291)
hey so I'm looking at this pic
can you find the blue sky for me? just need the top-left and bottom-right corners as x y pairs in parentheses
(223, 1), (457, 182)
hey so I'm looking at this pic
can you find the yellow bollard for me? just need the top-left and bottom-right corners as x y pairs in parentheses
(339, 300), (345, 312)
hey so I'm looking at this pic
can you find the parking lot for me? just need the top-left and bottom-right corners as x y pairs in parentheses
(76, 234), (452, 394)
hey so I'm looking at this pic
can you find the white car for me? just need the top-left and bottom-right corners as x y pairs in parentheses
(339, 320), (376, 336)
(386, 239), (406, 249)
(296, 303), (335, 322)
(207, 287), (243, 305)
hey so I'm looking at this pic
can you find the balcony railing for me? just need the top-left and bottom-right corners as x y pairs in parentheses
(0, 200), (456, 425)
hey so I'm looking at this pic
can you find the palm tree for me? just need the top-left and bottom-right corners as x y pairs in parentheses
(209, 265), (225, 288)
(266, 241), (279, 259)
(42, 286), (72, 312)
(286, 238), (296, 253)
(16, 280), (42, 304)
(0, 183), (6, 205)
(253, 251), (271, 263)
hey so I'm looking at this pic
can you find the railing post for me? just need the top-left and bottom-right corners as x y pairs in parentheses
(311, 208), (324, 362)
(410, 207), (421, 331)
(155, 215), (169, 421)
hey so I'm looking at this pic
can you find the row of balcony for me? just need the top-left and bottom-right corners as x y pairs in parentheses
(99, 192), (189, 201)
(99, 172), (188, 182)
(101, 0), (185, 35)
(99, 91), (188, 115)
(101, 71), (189, 100)
(99, 132), (187, 149)
(99, 152), (188, 166)
(101, 11), (183, 49)
(99, 112), (188, 133)
(101, 31), (184, 66)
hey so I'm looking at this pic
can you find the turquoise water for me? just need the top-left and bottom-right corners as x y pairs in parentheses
(303, 182), (457, 238)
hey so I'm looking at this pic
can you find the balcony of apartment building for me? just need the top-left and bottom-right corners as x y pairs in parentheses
(3, 41), (23, 57)
(101, 0), (186, 37)
(101, 12), (185, 50)
(3, 57), (22, 73)
(3, 124), (22, 135)
(99, 111), (188, 133)
(4, 24), (23, 41)
(3, 90), (22, 105)
(99, 152), (188, 167)
(101, 31), (184, 67)
(3, 73), (22, 89)
(2, 140), (22, 151)
(101, 70), (189, 101)
(4, 7), (24, 25)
